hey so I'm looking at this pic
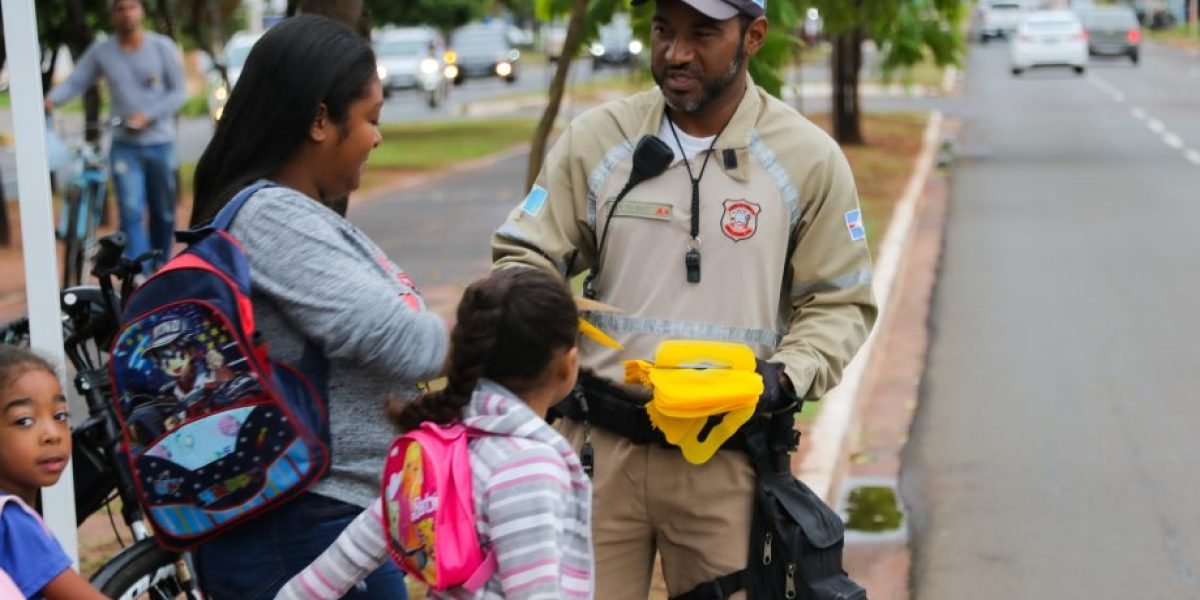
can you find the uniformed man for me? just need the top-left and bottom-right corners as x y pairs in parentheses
(492, 0), (877, 596)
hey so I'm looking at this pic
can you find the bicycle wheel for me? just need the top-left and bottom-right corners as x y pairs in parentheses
(61, 186), (86, 288)
(90, 539), (201, 600)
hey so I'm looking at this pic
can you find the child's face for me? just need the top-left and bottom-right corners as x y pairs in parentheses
(0, 369), (70, 504)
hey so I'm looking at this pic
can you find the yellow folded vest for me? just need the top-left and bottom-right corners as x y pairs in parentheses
(625, 340), (763, 464)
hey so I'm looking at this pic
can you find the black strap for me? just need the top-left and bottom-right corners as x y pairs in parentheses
(670, 570), (746, 600)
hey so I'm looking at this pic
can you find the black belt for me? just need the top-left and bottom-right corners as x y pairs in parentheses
(550, 371), (754, 453)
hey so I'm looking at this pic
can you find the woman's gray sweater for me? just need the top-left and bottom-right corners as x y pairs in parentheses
(229, 185), (448, 508)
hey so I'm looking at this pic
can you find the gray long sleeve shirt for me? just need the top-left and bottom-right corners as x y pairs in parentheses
(229, 186), (449, 508)
(46, 33), (185, 146)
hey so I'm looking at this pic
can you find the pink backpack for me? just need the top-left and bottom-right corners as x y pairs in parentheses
(380, 422), (496, 592)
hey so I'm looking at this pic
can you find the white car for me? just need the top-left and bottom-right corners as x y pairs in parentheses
(1010, 11), (1088, 76)
(975, 0), (1032, 42)
(374, 27), (451, 108)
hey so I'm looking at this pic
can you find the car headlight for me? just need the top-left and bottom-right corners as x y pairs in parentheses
(590, 42), (605, 57)
(376, 64), (388, 80)
(496, 62), (513, 77)
(213, 84), (229, 101)
(444, 50), (457, 64)
(444, 64), (459, 79)
(420, 58), (439, 75)
(629, 40), (644, 55)
(213, 105), (224, 122)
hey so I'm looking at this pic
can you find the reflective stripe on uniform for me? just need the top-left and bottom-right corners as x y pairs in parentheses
(749, 133), (800, 231)
(790, 268), (873, 299)
(587, 140), (637, 231)
(581, 312), (782, 347)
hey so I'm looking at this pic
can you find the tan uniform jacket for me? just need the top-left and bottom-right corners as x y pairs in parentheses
(493, 79), (877, 400)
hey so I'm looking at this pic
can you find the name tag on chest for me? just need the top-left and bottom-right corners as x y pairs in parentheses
(609, 200), (674, 221)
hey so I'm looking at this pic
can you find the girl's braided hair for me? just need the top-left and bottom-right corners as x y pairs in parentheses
(388, 268), (578, 430)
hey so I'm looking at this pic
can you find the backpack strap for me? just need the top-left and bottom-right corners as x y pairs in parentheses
(461, 550), (498, 592)
(212, 181), (276, 231)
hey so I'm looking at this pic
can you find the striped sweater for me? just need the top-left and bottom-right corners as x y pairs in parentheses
(276, 380), (594, 599)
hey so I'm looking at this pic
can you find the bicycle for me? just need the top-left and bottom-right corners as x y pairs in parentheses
(2, 233), (201, 599)
(56, 117), (121, 289)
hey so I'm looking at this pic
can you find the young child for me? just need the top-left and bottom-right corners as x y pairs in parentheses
(0, 346), (106, 600)
(277, 268), (594, 599)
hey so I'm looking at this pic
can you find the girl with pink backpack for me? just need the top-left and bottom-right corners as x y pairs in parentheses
(278, 268), (593, 599)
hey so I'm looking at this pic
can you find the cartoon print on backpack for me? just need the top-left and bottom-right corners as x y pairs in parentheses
(385, 442), (439, 584)
(111, 300), (317, 536)
(114, 304), (263, 450)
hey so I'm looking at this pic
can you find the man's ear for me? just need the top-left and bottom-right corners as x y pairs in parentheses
(309, 103), (331, 143)
(744, 16), (768, 56)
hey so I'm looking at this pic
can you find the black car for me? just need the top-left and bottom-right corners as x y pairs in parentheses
(448, 24), (520, 85)
(1079, 6), (1142, 64)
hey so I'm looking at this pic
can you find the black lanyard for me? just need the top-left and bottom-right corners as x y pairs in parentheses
(667, 118), (722, 284)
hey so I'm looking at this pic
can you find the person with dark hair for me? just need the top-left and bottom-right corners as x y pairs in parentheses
(0, 346), (108, 600)
(277, 268), (594, 600)
(45, 0), (186, 268)
(491, 0), (877, 597)
(187, 15), (448, 600)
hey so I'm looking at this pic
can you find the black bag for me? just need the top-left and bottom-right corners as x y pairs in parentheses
(673, 419), (867, 600)
(743, 426), (868, 600)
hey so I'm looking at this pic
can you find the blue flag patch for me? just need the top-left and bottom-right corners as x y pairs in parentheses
(844, 209), (865, 242)
(522, 185), (549, 217)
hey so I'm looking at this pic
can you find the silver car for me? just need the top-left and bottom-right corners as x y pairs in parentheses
(374, 27), (451, 108)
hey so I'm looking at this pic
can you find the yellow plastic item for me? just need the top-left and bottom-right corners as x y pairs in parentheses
(579, 318), (623, 350)
(625, 341), (763, 465)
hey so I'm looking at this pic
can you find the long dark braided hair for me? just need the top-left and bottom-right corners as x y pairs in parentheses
(388, 268), (579, 430)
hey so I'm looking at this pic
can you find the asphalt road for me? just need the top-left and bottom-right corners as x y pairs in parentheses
(905, 41), (1200, 599)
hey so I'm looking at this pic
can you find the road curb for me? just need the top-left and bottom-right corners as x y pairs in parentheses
(797, 110), (945, 502)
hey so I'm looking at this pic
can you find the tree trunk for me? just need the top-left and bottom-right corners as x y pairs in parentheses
(525, 0), (589, 189)
(298, 0), (370, 38)
(295, 0), (367, 216)
(831, 29), (864, 145)
(64, 0), (102, 143)
(155, 0), (177, 40)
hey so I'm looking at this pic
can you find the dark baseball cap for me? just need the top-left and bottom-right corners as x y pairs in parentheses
(633, 0), (766, 20)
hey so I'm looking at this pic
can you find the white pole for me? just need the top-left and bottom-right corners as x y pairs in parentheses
(1, 0), (78, 566)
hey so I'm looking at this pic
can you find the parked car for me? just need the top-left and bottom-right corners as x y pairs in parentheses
(1010, 11), (1089, 76)
(589, 17), (643, 68)
(374, 26), (451, 108)
(448, 24), (520, 85)
(975, 0), (1033, 42)
(1077, 5), (1141, 64)
(208, 31), (263, 122)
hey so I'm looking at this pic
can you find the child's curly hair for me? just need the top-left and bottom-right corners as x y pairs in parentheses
(0, 345), (58, 393)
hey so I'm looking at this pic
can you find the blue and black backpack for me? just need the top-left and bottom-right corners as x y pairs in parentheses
(110, 182), (331, 551)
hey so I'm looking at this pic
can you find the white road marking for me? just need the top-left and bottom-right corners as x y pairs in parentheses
(1148, 119), (1165, 133)
(1163, 133), (1184, 149)
(1111, 92), (1125, 103)
(1131, 107), (1147, 120)
(1186, 149), (1200, 166)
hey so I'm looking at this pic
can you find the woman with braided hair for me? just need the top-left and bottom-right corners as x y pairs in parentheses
(278, 268), (595, 600)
